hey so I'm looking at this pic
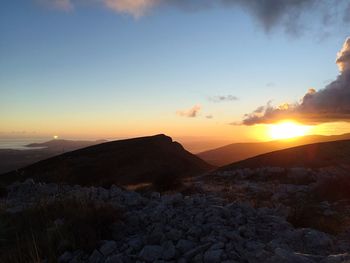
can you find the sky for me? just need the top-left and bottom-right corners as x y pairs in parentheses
(1, 0), (350, 146)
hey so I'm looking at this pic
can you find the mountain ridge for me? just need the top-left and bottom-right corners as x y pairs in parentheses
(219, 139), (350, 171)
(1, 134), (213, 186)
(198, 133), (350, 166)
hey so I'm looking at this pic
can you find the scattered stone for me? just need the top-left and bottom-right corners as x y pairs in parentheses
(161, 240), (176, 260)
(105, 254), (123, 263)
(88, 250), (103, 263)
(128, 236), (144, 251)
(203, 249), (223, 263)
(4, 176), (350, 262)
(272, 248), (315, 263)
(176, 239), (196, 254)
(184, 243), (211, 260)
(167, 228), (182, 241)
(99, 240), (117, 256)
(58, 251), (73, 263)
(139, 245), (163, 262)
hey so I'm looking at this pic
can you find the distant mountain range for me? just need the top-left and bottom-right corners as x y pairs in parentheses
(26, 139), (107, 151)
(2, 133), (350, 186)
(0, 139), (106, 174)
(219, 139), (350, 171)
(198, 133), (350, 166)
(1, 134), (213, 186)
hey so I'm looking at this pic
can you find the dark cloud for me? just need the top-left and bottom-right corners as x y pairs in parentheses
(209, 95), (238, 103)
(206, 115), (213, 119)
(223, 0), (316, 32)
(344, 3), (350, 23)
(242, 37), (350, 125)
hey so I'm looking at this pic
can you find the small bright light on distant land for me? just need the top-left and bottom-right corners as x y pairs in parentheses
(53, 135), (59, 139)
(269, 121), (311, 140)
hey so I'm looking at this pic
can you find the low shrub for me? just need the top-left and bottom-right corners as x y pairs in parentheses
(152, 172), (183, 192)
(313, 174), (350, 201)
(287, 197), (344, 235)
(0, 198), (122, 263)
(0, 183), (7, 198)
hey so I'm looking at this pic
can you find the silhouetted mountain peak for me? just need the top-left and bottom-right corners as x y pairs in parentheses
(2, 134), (213, 186)
(151, 133), (172, 141)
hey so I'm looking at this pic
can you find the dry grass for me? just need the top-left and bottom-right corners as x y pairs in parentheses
(286, 174), (350, 234)
(0, 198), (122, 263)
(287, 201), (345, 235)
(151, 172), (183, 192)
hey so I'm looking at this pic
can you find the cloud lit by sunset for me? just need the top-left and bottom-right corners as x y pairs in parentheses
(104, 0), (159, 17)
(243, 37), (350, 126)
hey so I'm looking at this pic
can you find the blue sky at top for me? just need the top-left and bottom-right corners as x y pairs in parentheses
(1, 0), (349, 141)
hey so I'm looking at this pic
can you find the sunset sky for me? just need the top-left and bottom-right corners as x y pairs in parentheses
(1, 0), (350, 145)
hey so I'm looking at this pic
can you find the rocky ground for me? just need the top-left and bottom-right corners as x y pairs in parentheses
(2, 169), (350, 263)
(204, 167), (350, 223)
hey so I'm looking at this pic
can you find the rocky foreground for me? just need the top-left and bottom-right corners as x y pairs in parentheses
(3, 175), (350, 263)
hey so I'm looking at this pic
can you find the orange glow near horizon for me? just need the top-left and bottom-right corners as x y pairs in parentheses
(2, 117), (350, 147)
(268, 121), (312, 140)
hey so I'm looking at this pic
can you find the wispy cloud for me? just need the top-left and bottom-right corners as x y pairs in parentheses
(176, 105), (201, 118)
(208, 95), (238, 103)
(242, 37), (350, 125)
(38, 0), (74, 11)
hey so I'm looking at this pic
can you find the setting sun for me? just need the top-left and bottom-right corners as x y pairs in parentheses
(268, 121), (311, 140)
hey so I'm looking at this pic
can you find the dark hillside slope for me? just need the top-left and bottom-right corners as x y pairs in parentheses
(220, 140), (350, 170)
(2, 134), (213, 186)
(198, 133), (350, 166)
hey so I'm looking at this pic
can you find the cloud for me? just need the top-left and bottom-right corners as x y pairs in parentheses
(206, 114), (213, 119)
(38, 0), (74, 11)
(37, 0), (350, 34)
(209, 95), (238, 103)
(223, 0), (316, 33)
(176, 105), (201, 118)
(103, 0), (159, 17)
(344, 3), (350, 23)
(39, 0), (157, 15)
(242, 37), (350, 125)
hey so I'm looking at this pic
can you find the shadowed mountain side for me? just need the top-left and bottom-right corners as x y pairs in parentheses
(198, 133), (350, 166)
(1, 134), (213, 186)
(219, 139), (350, 170)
